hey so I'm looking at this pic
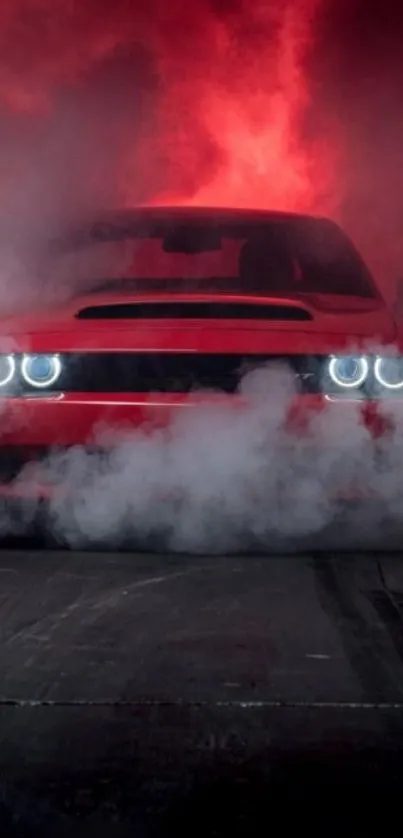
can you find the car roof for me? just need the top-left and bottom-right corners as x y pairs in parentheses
(79, 205), (325, 228)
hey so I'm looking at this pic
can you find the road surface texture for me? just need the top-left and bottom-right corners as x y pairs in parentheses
(2, 548), (403, 835)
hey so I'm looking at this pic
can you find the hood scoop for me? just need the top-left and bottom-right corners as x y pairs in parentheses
(75, 301), (313, 321)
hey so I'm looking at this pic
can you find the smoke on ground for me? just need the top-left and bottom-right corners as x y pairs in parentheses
(0, 358), (400, 553)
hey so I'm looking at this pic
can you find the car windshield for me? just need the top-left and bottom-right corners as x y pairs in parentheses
(55, 215), (377, 299)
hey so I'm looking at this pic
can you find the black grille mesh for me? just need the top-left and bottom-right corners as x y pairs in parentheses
(9, 353), (320, 394)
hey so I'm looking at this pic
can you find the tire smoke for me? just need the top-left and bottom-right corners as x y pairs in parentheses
(3, 358), (402, 553)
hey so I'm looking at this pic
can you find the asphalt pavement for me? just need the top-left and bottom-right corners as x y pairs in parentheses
(1, 547), (403, 835)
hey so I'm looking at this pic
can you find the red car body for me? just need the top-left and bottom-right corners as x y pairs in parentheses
(0, 205), (400, 500)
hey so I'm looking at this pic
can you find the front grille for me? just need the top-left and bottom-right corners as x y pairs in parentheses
(6, 353), (322, 395)
(0, 446), (53, 482)
(0, 445), (105, 484)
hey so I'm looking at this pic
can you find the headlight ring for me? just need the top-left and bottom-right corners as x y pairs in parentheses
(0, 354), (16, 387)
(374, 356), (403, 390)
(328, 355), (369, 389)
(21, 354), (62, 388)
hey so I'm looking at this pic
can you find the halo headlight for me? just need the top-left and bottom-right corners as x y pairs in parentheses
(328, 355), (369, 389)
(21, 354), (62, 388)
(0, 354), (15, 387)
(374, 356), (403, 390)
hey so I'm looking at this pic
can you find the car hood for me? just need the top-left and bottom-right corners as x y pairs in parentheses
(0, 292), (397, 355)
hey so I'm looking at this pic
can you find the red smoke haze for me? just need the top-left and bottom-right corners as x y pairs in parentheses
(0, 0), (402, 297)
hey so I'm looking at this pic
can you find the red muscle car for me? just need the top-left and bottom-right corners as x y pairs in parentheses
(0, 206), (400, 527)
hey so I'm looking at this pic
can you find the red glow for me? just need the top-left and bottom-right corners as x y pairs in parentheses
(0, 0), (338, 229)
(1, 0), (403, 299)
(143, 0), (335, 214)
(0, 0), (337, 216)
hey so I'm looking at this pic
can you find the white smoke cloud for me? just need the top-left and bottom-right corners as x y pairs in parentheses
(2, 357), (403, 553)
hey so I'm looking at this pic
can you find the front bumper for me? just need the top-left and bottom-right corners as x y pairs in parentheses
(0, 391), (398, 446)
(0, 392), (400, 494)
(0, 393), (401, 550)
